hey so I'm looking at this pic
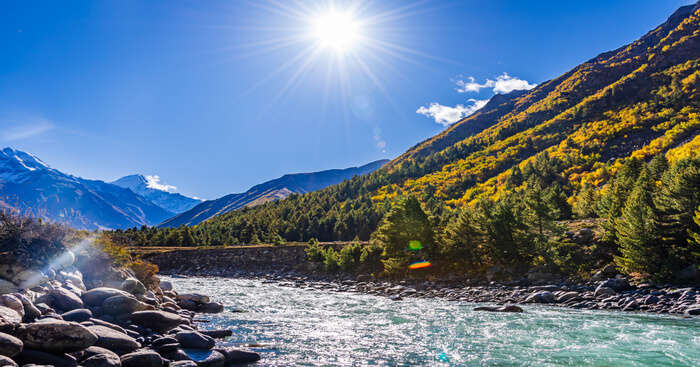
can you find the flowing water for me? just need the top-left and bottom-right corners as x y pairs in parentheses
(167, 276), (700, 367)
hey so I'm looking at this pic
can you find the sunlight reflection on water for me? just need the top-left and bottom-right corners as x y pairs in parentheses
(167, 277), (700, 367)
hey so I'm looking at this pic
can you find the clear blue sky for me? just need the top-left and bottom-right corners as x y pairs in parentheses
(0, 0), (692, 199)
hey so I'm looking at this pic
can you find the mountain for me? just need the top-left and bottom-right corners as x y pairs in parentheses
(176, 2), (699, 243)
(0, 147), (174, 230)
(111, 174), (201, 214)
(159, 159), (389, 227)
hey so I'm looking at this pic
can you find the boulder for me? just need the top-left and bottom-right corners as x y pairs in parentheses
(15, 320), (97, 353)
(556, 292), (581, 303)
(151, 336), (178, 349)
(50, 288), (84, 311)
(13, 348), (78, 367)
(0, 306), (21, 325)
(473, 305), (524, 313)
(186, 349), (224, 367)
(200, 329), (232, 339)
(0, 295), (24, 319)
(62, 308), (93, 323)
(175, 331), (215, 349)
(82, 288), (132, 307)
(15, 294), (41, 322)
(130, 311), (185, 332)
(176, 294), (210, 304)
(81, 349), (121, 367)
(594, 286), (617, 298)
(120, 278), (146, 296)
(101, 295), (143, 315)
(0, 355), (17, 367)
(684, 305), (700, 316)
(598, 278), (630, 292)
(86, 325), (140, 355)
(120, 350), (163, 367)
(524, 291), (555, 303)
(54, 250), (76, 269)
(197, 302), (224, 314)
(0, 280), (17, 296)
(0, 331), (22, 357)
(159, 281), (173, 291)
(215, 347), (261, 365)
(591, 264), (618, 281)
(169, 361), (197, 367)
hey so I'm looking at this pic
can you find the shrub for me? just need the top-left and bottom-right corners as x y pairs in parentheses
(130, 259), (160, 290)
(305, 240), (324, 262)
(338, 242), (363, 272)
(323, 247), (340, 272)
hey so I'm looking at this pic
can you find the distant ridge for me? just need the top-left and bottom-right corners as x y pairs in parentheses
(111, 174), (201, 214)
(159, 159), (389, 227)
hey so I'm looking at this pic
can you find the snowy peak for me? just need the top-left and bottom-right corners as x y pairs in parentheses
(0, 147), (55, 183)
(111, 174), (149, 191)
(111, 174), (201, 214)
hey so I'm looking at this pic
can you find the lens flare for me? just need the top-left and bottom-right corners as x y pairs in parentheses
(408, 240), (422, 251)
(409, 261), (431, 270)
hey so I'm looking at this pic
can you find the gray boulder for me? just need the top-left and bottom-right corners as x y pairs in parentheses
(82, 288), (132, 307)
(120, 350), (163, 367)
(62, 308), (93, 323)
(86, 325), (140, 355)
(594, 286), (617, 298)
(169, 361), (197, 367)
(0, 331), (22, 357)
(0, 355), (17, 367)
(101, 295), (142, 315)
(0, 280), (18, 296)
(175, 331), (215, 349)
(524, 291), (555, 303)
(598, 278), (630, 292)
(473, 305), (524, 313)
(684, 305), (700, 316)
(188, 349), (225, 367)
(215, 347), (261, 364)
(120, 278), (146, 296)
(14, 320), (97, 353)
(0, 296), (23, 319)
(14, 348), (78, 367)
(82, 351), (121, 367)
(198, 302), (224, 314)
(159, 281), (173, 291)
(176, 293), (210, 304)
(130, 311), (185, 332)
(14, 294), (41, 322)
(50, 287), (84, 311)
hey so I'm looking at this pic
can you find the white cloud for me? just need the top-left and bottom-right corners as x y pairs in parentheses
(1, 119), (54, 141)
(456, 73), (536, 94)
(416, 98), (489, 127)
(145, 175), (177, 192)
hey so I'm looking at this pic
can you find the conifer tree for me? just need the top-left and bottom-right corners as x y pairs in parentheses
(573, 182), (597, 218)
(441, 206), (482, 266)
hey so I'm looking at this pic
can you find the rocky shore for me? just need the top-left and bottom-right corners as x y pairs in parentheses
(161, 268), (700, 318)
(0, 249), (260, 367)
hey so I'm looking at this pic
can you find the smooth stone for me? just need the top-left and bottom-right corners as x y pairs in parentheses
(0, 280), (18, 296)
(82, 288), (132, 307)
(197, 302), (223, 314)
(13, 349), (78, 367)
(130, 311), (185, 332)
(524, 291), (554, 303)
(151, 336), (178, 348)
(175, 331), (214, 349)
(161, 348), (191, 362)
(15, 321), (97, 353)
(0, 296), (23, 319)
(199, 329), (232, 339)
(594, 286), (617, 298)
(101, 295), (141, 315)
(15, 294), (41, 322)
(598, 278), (630, 292)
(87, 325), (140, 355)
(120, 279), (146, 296)
(176, 294), (210, 304)
(120, 350), (163, 367)
(215, 347), (261, 364)
(156, 342), (180, 354)
(169, 361), (197, 367)
(0, 355), (17, 367)
(159, 281), (173, 292)
(82, 352), (122, 367)
(61, 308), (93, 323)
(50, 288), (84, 311)
(184, 349), (224, 367)
(684, 305), (700, 316)
(0, 306), (21, 324)
(0, 331), (22, 357)
(473, 305), (524, 313)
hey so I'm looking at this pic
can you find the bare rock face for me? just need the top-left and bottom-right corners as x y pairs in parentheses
(130, 310), (186, 332)
(14, 320), (97, 353)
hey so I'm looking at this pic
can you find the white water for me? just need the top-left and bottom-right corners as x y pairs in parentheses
(168, 277), (700, 367)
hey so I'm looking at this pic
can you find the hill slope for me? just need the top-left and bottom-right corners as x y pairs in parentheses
(112, 174), (201, 214)
(159, 159), (389, 227)
(0, 147), (174, 230)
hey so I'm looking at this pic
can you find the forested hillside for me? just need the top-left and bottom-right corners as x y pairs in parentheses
(113, 3), (700, 282)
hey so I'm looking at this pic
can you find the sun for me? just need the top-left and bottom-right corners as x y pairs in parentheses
(312, 11), (360, 52)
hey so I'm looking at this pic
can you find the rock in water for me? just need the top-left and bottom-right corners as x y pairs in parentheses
(215, 347), (261, 364)
(176, 293), (210, 304)
(82, 288), (132, 307)
(14, 348), (78, 367)
(0, 355), (17, 367)
(50, 287), (84, 311)
(130, 310), (186, 332)
(200, 329), (232, 339)
(474, 305), (524, 313)
(15, 320), (97, 353)
(187, 349), (225, 367)
(198, 302), (224, 313)
(120, 350), (163, 367)
(86, 325), (140, 355)
(0, 331), (22, 357)
(175, 331), (215, 349)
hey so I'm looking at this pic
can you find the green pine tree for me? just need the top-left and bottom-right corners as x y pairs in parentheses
(441, 206), (483, 267)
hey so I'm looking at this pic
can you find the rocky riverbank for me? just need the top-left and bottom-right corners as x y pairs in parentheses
(161, 267), (700, 318)
(0, 248), (260, 367)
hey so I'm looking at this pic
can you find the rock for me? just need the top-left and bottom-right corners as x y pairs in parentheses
(0, 331), (22, 357)
(176, 294), (210, 304)
(598, 278), (630, 292)
(13, 349), (78, 367)
(78, 346), (121, 367)
(82, 288), (132, 307)
(120, 350), (163, 367)
(14, 294), (40, 322)
(159, 281), (173, 291)
(0, 280), (18, 297)
(197, 302), (224, 314)
(86, 325), (140, 355)
(186, 349), (224, 367)
(151, 336), (178, 348)
(473, 305), (524, 313)
(0, 296), (23, 319)
(215, 347), (261, 364)
(61, 308), (92, 323)
(120, 278), (146, 296)
(0, 306), (21, 325)
(50, 288), (84, 311)
(14, 320), (97, 353)
(684, 305), (700, 316)
(524, 291), (555, 303)
(556, 292), (581, 303)
(643, 295), (660, 305)
(0, 355), (17, 367)
(175, 331), (215, 349)
(130, 311), (185, 332)
(200, 329), (232, 339)
(169, 361), (197, 367)
(101, 295), (142, 315)
(622, 300), (638, 311)
(594, 286), (617, 298)
(160, 348), (191, 362)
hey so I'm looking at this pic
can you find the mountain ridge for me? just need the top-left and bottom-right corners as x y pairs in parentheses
(111, 174), (201, 214)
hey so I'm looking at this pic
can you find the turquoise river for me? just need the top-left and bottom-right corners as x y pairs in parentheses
(167, 277), (700, 367)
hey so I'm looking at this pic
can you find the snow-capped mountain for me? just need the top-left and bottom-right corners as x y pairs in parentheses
(0, 147), (174, 230)
(111, 174), (201, 214)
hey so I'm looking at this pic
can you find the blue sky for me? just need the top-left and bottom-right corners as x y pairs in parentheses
(0, 0), (692, 199)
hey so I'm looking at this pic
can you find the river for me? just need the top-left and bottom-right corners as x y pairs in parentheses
(167, 276), (700, 367)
